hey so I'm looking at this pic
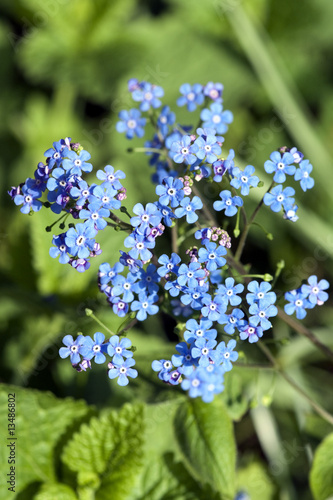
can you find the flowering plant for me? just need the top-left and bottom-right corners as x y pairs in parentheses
(9, 79), (331, 410)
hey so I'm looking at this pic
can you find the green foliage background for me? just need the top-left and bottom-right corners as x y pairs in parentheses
(0, 0), (333, 499)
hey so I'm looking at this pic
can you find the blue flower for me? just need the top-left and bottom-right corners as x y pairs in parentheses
(96, 165), (126, 190)
(90, 185), (121, 211)
(130, 202), (162, 230)
(283, 201), (299, 222)
(230, 165), (260, 196)
(108, 358), (138, 386)
(157, 252), (181, 277)
(136, 264), (160, 294)
(155, 202), (175, 227)
(124, 230), (155, 262)
(301, 275), (329, 305)
(248, 302), (278, 330)
(112, 273), (138, 303)
(177, 83), (204, 111)
(183, 318), (217, 344)
(119, 251), (143, 272)
(218, 308), (246, 334)
(263, 185), (295, 213)
(59, 334), (84, 365)
(62, 149), (92, 175)
(14, 184), (42, 214)
(194, 134), (222, 164)
(98, 261), (124, 287)
(200, 102), (233, 134)
(198, 241), (227, 272)
(44, 140), (66, 169)
(152, 359), (173, 381)
(213, 339), (238, 371)
(177, 261), (206, 289)
(284, 289), (313, 320)
(246, 280), (277, 308)
(107, 335), (133, 365)
(212, 149), (235, 182)
(157, 105), (176, 136)
(217, 277), (244, 306)
(80, 332), (107, 364)
(79, 203), (110, 230)
(156, 177), (185, 208)
(116, 109), (146, 139)
(70, 180), (95, 207)
(174, 196), (203, 223)
(289, 147), (304, 164)
(110, 297), (129, 317)
(65, 222), (97, 259)
(172, 342), (197, 375)
(131, 81), (164, 111)
(201, 294), (227, 321)
(191, 338), (217, 367)
(204, 82), (223, 102)
(239, 323), (263, 343)
(131, 292), (159, 321)
(213, 190), (243, 217)
(180, 369), (207, 399)
(180, 286), (209, 310)
(264, 151), (296, 183)
(294, 159), (314, 192)
(49, 233), (70, 264)
(170, 135), (198, 165)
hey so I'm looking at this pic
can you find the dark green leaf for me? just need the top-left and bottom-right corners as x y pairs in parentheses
(310, 432), (333, 500)
(174, 398), (236, 499)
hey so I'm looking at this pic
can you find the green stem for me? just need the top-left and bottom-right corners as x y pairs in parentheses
(85, 309), (115, 337)
(258, 342), (333, 425)
(234, 180), (275, 261)
(171, 222), (179, 254)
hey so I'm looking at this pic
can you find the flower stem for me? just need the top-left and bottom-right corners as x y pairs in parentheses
(85, 309), (115, 337)
(258, 342), (333, 425)
(234, 180), (275, 261)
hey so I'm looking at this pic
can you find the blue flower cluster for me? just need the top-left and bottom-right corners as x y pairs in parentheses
(59, 333), (137, 386)
(12, 78), (329, 403)
(8, 139), (127, 272)
(151, 268), (279, 400)
(284, 275), (329, 319)
(263, 146), (314, 221)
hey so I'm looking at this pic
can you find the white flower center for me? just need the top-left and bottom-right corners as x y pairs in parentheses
(212, 114), (221, 124)
(295, 299), (303, 307)
(54, 152), (61, 159)
(181, 147), (189, 155)
(187, 92), (195, 101)
(127, 120), (136, 129)
(74, 159), (81, 166)
(277, 162), (284, 169)
(277, 195), (284, 202)
(144, 91), (153, 101)
(248, 327), (255, 334)
(210, 89), (219, 99)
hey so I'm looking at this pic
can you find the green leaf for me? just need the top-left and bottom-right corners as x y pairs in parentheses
(35, 483), (78, 500)
(310, 432), (333, 500)
(131, 452), (220, 500)
(0, 384), (90, 500)
(220, 368), (249, 421)
(61, 403), (145, 500)
(174, 398), (236, 499)
(236, 461), (277, 499)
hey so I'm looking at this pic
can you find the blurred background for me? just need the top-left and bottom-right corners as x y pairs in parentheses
(1, 0), (333, 498)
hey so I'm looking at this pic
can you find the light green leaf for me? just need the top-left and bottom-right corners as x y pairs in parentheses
(174, 398), (236, 499)
(131, 452), (220, 500)
(0, 384), (90, 500)
(35, 483), (78, 500)
(310, 432), (333, 500)
(61, 403), (145, 500)
(236, 461), (277, 499)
